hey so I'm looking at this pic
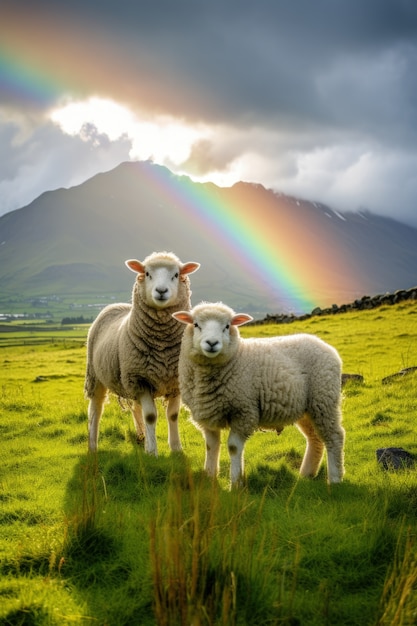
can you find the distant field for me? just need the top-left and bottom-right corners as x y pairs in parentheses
(0, 291), (129, 325)
(1, 301), (417, 625)
(0, 323), (88, 348)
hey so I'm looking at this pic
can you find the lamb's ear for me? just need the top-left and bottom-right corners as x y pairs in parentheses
(231, 313), (253, 326)
(180, 262), (200, 277)
(172, 311), (194, 325)
(125, 259), (146, 274)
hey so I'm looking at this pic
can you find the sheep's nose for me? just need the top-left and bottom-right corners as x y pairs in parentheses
(206, 340), (219, 349)
(156, 287), (168, 295)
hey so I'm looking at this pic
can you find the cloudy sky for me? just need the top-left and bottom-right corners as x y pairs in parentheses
(1, 0), (417, 226)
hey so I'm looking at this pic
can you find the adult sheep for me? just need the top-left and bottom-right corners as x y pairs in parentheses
(173, 302), (345, 488)
(85, 251), (200, 456)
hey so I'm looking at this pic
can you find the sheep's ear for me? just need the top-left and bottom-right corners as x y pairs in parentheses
(231, 314), (253, 327)
(125, 259), (146, 274)
(180, 262), (200, 277)
(172, 311), (194, 325)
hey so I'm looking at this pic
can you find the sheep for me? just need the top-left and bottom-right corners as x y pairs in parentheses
(85, 251), (200, 456)
(173, 302), (345, 488)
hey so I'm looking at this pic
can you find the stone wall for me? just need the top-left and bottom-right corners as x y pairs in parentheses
(255, 286), (417, 325)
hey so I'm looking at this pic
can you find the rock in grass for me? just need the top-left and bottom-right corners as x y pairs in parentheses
(342, 373), (364, 386)
(382, 366), (417, 385)
(376, 447), (415, 470)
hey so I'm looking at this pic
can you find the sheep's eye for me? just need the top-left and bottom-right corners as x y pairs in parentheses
(224, 324), (230, 331)
(172, 272), (179, 280)
(194, 322), (200, 329)
(145, 271), (150, 278)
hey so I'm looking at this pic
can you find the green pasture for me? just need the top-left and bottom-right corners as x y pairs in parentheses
(0, 323), (88, 349)
(1, 301), (417, 625)
(0, 292), (127, 325)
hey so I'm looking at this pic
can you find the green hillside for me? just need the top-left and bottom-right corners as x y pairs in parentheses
(1, 301), (417, 624)
(2, 161), (417, 319)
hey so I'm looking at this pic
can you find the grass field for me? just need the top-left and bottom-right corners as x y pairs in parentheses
(1, 301), (417, 625)
(0, 292), (128, 325)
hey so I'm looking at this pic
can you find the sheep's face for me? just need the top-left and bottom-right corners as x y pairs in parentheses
(173, 304), (252, 362)
(126, 256), (200, 309)
(143, 264), (183, 308)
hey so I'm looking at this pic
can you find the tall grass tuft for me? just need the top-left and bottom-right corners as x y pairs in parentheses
(63, 454), (117, 576)
(150, 464), (298, 625)
(375, 527), (417, 625)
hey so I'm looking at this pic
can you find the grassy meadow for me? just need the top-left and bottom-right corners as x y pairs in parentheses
(1, 300), (417, 625)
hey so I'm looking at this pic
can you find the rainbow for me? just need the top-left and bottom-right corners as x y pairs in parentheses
(0, 10), (109, 108)
(1, 12), (364, 314)
(0, 51), (64, 107)
(130, 162), (330, 313)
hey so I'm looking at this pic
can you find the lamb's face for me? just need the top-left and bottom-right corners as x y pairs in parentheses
(125, 256), (200, 309)
(173, 304), (253, 362)
(193, 312), (234, 359)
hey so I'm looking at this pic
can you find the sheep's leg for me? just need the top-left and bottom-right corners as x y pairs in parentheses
(228, 431), (245, 488)
(203, 429), (221, 478)
(301, 406), (345, 483)
(166, 395), (182, 452)
(131, 401), (146, 445)
(324, 428), (345, 483)
(140, 391), (158, 456)
(296, 413), (325, 478)
(88, 382), (107, 452)
(320, 421), (345, 483)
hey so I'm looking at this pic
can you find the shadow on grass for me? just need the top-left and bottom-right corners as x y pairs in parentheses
(25, 444), (413, 626)
(60, 446), (191, 626)
(0, 604), (50, 626)
(2, 437), (417, 626)
(60, 446), (306, 625)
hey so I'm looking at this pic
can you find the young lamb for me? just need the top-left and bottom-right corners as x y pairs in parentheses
(85, 251), (200, 456)
(173, 302), (345, 488)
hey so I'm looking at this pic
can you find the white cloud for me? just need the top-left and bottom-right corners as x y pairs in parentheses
(267, 143), (417, 226)
(51, 98), (136, 141)
(0, 110), (133, 215)
(50, 97), (211, 169)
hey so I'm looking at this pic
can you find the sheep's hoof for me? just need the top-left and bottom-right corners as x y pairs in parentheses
(170, 447), (184, 456)
(231, 476), (247, 490)
(136, 434), (145, 446)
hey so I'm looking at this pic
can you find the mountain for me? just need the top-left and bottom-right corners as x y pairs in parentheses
(1, 160), (417, 316)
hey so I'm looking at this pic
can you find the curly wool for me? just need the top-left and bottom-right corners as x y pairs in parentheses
(85, 251), (201, 456)
(181, 332), (341, 436)
(176, 302), (345, 485)
(85, 254), (193, 402)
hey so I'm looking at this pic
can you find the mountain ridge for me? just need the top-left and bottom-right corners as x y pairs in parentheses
(1, 160), (416, 316)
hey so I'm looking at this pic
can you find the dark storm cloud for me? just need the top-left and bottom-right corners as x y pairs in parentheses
(70, 0), (417, 123)
(1, 0), (417, 225)
(6, 0), (417, 127)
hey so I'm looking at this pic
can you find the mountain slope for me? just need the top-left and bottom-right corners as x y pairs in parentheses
(0, 160), (416, 315)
